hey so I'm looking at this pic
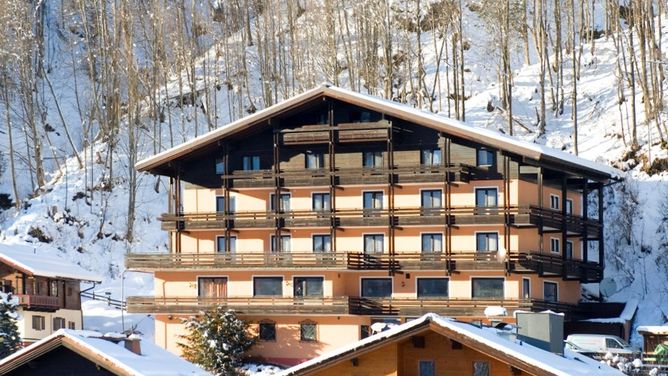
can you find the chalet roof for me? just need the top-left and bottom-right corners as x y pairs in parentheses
(277, 313), (624, 376)
(637, 326), (668, 335)
(0, 243), (101, 282)
(136, 84), (621, 180)
(0, 329), (212, 376)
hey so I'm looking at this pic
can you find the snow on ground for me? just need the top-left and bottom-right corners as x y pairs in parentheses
(241, 363), (284, 376)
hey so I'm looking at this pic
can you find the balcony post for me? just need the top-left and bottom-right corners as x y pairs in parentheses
(328, 99), (337, 253)
(503, 155), (511, 273)
(443, 134), (453, 273)
(175, 171), (182, 254)
(386, 116), (397, 276)
(582, 179), (588, 262)
(272, 119), (283, 253)
(538, 166), (544, 253)
(223, 143), (231, 253)
(561, 174), (568, 277)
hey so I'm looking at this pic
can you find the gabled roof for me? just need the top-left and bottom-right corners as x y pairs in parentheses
(136, 84), (621, 180)
(278, 313), (624, 376)
(0, 243), (101, 282)
(0, 329), (212, 376)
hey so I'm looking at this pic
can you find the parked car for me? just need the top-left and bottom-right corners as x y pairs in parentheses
(565, 334), (640, 358)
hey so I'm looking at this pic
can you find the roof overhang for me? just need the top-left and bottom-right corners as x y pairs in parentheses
(137, 84), (620, 182)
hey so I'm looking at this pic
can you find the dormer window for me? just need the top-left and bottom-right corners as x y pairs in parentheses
(242, 155), (260, 171)
(476, 148), (495, 167)
(215, 158), (225, 174)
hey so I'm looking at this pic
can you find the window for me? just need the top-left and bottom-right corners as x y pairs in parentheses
(32, 316), (45, 331)
(242, 155), (261, 171)
(421, 149), (441, 166)
(253, 277), (282, 296)
(550, 195), (560, 210)
(215, 196), (235, 213)
(606, 338), (624, 349)
(312, 235), (331, 253)
(566, 199), (573, 215)
(216, 236), (236, 253)
(522, 278), (531, 300)
(566, 241), (573, 259)
(359, 111), (372, 122)
(421, 234), (443, 253)
(550, 238), (560, 253)
(544, 281), (558, 302)
(363, 191), (383, 213)
(270, 235), (291, 253)
(417, 278), (449, 298)
(363, 234), (384, 254)
(419, 360), (435, 376)
(1, 280), (12, 294)
(472, 278), (504, 299)
(215, 158), (225, 174)
(53, 317), (66, 331)
(198, 277), (227, 298)
(421, 190), (442, 209)
(294, 277), (324, 297)
(312, 193), (331, 211)
(476, 233), (498, 252)
(259, 322), (276, 341)
(361, 278), (392, 297)
(476, 149), (495, 167)
(305, 152), (324, 169)
(362, 151), (383, 168)
(475, 188), (498, 208)
(270, 193), (290, 212)
(67, 321), (76, 330)
(300, 321), (317, 342)
(473, 361), (490, 376)
(50, 281), (59, 297)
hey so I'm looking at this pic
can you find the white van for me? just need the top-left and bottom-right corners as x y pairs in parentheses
(565, 334), (639, 357)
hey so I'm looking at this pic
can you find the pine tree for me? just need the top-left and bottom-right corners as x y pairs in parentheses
(178, 307), (256, 376)
(0, 292), (21, 359)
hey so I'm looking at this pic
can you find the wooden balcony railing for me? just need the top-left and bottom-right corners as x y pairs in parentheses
(220, 163), (474, 188)
(160, 205), (601, 236)
(517, 252), (603, 282)
(126, 295), (578, 317)
(126, 250), (602, 282)
(16, 294), (60, 311)
(126, 296), (350, 315)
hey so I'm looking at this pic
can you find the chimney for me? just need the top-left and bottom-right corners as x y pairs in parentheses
(124, 335), (142, 355)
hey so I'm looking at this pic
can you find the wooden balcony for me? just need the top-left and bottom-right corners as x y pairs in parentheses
(16, 294), (60, 312)
(125, 252), (348, 271)
(516, 252), (603, 282)
(126, 295), (578, 317)
(160, 206), (601, 235)
(126, 296), (350, 315)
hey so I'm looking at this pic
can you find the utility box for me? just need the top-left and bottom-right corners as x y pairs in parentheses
(516, 312), (564, 355)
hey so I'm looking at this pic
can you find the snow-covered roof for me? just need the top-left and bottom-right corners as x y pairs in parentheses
(0, 243), (101, 282)
(0, 329), (212, 376)
(583, 299), (638, 324)
(137, 84), (621, 180)
(278, 313), (624, 376)
(637, 326), (668, 335)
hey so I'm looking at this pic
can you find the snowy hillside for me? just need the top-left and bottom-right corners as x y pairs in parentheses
(0, 0), (667, 351)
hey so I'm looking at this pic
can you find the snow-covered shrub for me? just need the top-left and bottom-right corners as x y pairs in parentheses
(178, 307), (256, 376)
(0, 292), (21, 358)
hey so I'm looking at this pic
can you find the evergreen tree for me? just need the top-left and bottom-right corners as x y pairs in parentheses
(178, 307), (256, 376)
(0, 292), (21, 358)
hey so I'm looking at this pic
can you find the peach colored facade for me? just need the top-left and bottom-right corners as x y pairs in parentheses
(128, 91), (610, 366)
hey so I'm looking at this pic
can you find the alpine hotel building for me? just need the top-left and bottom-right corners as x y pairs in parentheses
(127, 85), (613, 366)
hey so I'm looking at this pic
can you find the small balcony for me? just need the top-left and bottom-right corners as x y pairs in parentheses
(16, 294), (60, 312)
(516, 252), (603, 282)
